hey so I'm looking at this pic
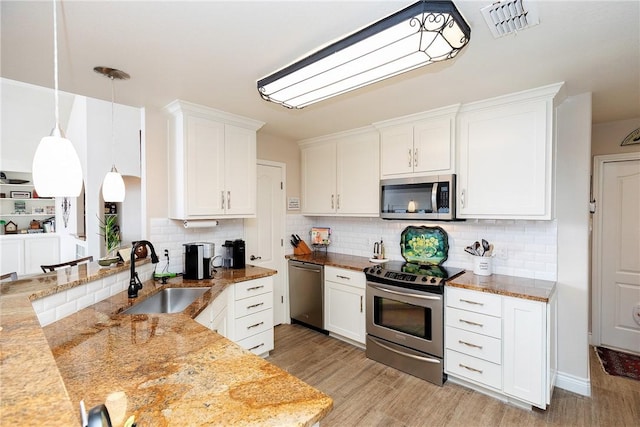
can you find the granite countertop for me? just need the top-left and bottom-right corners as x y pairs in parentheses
(286, 252), (373, 272)
(0, 261), (332, 426)
(445, 271), (556, 302)
(286, 253), (556, 302)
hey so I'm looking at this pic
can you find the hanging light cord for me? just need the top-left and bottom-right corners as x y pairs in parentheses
(52, 0), (60, 130)
(110, 76), (116, 169)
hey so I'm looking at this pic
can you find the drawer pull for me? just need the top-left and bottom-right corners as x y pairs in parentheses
(336, 275), (351, 280)
(460, 298), (484, 306)
(459, 319), (483, 327)
(459, 363), (483, 374)
(247, 302), (264, 310)
(247, 321), (264, 330)
(249, 343), (265, 351)
(458, 340), (483, 349)
(246, 285), (264, 291)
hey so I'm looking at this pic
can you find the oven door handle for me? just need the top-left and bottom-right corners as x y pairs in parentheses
(369, 284), (442, 300)
(368, 336), (441, 364)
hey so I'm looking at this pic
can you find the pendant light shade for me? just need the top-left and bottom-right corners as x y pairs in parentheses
(94, 66), (130, 203)
(102, 165), (125, 202)
(32, 0), (83, 197)
(33, 127), (83, 197)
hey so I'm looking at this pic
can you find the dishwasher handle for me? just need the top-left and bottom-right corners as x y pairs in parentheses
(290, 265), (321, 273)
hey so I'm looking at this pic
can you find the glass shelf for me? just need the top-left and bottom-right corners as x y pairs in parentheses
(0, 213), (54, 217)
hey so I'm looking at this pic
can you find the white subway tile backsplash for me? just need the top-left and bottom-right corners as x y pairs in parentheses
(33, 263), (156, 326)
(286, 215), (558, 280)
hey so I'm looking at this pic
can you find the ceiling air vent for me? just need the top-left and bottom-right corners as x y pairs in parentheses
(481, 0), (540, 38)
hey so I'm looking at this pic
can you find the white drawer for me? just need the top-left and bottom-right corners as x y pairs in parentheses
(446, 349), (502, 390)
(325, 266), (365, 288)
(447, 287), (502, 317)
(234, 292), (273, 318)
(446, 307), (502, 339)
(235, 277), (273, 300)
(233, 308), (273, 341)
(237, 329), (274, 356)
(446, 326), (501, 364)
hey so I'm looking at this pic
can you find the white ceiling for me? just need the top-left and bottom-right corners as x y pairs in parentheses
(2, 1), (639, 141)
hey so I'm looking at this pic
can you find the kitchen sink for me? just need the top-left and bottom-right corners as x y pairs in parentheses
(122, 287), (208, 314)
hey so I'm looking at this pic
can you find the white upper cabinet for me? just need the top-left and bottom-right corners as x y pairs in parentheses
(165, 100), (264, 220)
(456, 83), (565, 220)
(300, 127), (379, 216)
(375, 105), (459, 179)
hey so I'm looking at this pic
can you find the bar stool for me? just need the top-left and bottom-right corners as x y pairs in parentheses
(0, 272), (18, 281)
(41, 256), (94, 273)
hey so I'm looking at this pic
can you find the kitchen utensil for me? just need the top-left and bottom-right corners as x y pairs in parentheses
(290, 239), (298, 248)
(373, 241), (380, 258)
(473, 241), (482, 256)
(482, 239), (490, 255)
(464, 247), (478, 256)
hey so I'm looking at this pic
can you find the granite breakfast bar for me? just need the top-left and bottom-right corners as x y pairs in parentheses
(0, 261), (332, 426)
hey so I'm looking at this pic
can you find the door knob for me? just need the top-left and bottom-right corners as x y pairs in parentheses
(250, 255), (262, 260)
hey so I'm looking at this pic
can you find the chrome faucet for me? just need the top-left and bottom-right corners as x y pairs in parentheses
(128, 240), (160, 298)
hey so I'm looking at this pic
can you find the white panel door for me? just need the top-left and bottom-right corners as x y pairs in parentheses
(244, 163), (286, 325)
(186, 116), (225, 216)
(380, 124), (414, 177)
(301, 142), (336, 214)
(600, 159), (640, 353)
(0, 239), (25, 276)
(413, 117), (452, 174)
(24, 236), (59, 275)
(336, 131), (379, 215)
(224, 124), (256, 215)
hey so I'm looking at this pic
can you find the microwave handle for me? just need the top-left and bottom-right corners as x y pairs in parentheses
(431, 182), (438, 213)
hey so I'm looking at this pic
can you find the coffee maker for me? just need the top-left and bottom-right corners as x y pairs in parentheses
(222, 239), (246, 269)
(183, 243), (203, 279)
(232, 239), (245, 269)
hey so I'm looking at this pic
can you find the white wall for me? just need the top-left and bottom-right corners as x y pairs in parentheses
(0, 78), (74, 172)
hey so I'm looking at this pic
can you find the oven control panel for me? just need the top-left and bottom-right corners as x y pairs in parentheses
(364, 265), (441, 288)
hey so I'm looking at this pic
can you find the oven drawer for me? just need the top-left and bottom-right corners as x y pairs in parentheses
(325, 266), (365, 288)
(446, 287), (502, 317)
(446, 307), (502, 338)
(446, 349), (502, 390)
(446, 326), (501, 364)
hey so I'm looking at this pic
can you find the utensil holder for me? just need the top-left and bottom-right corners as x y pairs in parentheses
(473, 256), (492, 276)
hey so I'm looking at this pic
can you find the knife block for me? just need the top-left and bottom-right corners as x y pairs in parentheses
(294, 240), (312, 255)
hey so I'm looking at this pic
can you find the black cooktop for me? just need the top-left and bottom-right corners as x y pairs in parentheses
(364, 261), (465, 293)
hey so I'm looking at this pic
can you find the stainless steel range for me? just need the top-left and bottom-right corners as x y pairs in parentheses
(364, 261), (464, 386)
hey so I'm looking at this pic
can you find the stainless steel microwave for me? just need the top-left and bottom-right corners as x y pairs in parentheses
(380, 174), (456, 221)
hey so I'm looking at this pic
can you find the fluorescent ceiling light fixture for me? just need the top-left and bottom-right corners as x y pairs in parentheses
(32, 0), (83, 197)
(257, 0), (470, 109)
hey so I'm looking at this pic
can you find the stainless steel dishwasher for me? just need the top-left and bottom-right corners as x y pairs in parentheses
(288, 260), (325, 331)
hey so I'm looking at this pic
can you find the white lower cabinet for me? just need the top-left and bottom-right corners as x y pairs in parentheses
(324, 266), (366, 345)
(195, 277), (274, 356)
(0, 235), (59, 276)
(445, 286), (556, 409)
(195, 287), (229, 337)
(228, 277), (274, 356)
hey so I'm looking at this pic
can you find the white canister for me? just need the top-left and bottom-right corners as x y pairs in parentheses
(473, 256), (492, 276)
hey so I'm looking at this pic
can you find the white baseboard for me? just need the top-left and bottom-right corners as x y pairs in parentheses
(555, 371), (591, 397)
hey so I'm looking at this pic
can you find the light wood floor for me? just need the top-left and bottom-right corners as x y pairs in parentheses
(266, 324), (640, 426)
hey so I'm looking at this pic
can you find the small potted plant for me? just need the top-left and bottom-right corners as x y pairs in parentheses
(98, 214), (121, 266)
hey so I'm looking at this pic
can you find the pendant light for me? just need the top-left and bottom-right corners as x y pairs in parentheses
(32, 0), (83, 197)
(94, 66), (130, 203)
